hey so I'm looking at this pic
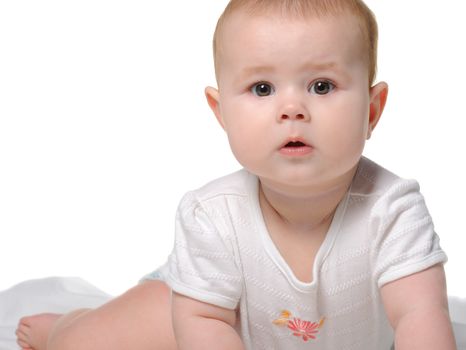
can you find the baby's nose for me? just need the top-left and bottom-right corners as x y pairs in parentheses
(281, 112), (306, 121)
(277, 103), (310, 122)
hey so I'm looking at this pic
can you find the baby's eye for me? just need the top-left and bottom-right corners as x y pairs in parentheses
(251, 82), (275, 97)
(309, 80), (335, 95)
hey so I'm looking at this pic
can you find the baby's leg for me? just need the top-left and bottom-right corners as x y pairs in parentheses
(18, 309), (100, 350)
(16, 280), (175, 350)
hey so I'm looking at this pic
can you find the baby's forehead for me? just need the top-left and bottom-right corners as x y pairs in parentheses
(213, 8), (372, 83)
(222, 8), (365, 40)
(216, 11), (367, 61)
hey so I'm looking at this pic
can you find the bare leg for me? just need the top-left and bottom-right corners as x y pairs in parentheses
(17, 313), (63, 350)
(16, 280), (175, 350)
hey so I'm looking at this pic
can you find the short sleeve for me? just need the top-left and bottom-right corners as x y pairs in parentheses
(371, 179), (447, 288)
(166, 192), (242, 310)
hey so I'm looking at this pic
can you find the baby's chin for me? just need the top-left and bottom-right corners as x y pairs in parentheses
(257, 171), (326, 194)
(255, 163), (358, 196)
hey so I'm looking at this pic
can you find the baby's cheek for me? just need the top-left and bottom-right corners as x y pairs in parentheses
(227, 130), (255, 163)
(326, 119), (366, 156)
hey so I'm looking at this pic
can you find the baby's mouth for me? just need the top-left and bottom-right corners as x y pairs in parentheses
(279, 138), (313, 156)
(284, 141), (307, 148)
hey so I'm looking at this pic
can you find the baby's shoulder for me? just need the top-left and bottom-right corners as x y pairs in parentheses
(352, 157), (419, 198)
(181, 169), (254, 207)
(350, 157), (426, 220)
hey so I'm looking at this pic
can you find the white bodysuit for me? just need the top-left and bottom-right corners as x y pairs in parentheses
(157, 157), (447, 349)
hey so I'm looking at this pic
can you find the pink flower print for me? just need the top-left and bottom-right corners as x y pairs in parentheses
(273, 310), (325, 342)
(287, 318), (321, 341)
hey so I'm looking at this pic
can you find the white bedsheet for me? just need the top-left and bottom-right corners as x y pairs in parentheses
(0, 277), (465, 350)
(0, 277), (111, 350)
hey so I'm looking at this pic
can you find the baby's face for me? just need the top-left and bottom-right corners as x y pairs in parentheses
(211, 12), (380, 192)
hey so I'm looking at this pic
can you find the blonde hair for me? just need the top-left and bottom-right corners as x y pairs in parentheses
(213, 0), (379, 86)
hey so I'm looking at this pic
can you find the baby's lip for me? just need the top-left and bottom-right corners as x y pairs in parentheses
(279, 137), (313, 149)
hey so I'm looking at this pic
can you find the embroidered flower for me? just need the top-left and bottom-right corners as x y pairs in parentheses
(287, 318), (320, 341)
(273, 310), (325, 342)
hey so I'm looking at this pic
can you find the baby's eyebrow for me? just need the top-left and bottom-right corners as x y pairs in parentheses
(234, 66), (276, 84)
(301, 61), (338, 71)
(235, 61), (348, 84)
(235, 65), (276, 83)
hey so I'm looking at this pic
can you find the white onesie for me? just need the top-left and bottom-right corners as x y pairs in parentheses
(157, 157), (447, 349)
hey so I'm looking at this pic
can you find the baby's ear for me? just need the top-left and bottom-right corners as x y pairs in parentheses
(367, 82), (389, 139)
(205, 86), (225, 130)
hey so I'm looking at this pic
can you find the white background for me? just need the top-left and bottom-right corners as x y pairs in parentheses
(1, 1), (465, 298)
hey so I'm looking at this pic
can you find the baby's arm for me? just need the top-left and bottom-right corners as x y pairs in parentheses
(172, 291), (245, 350)
(381, 264), (456, 349)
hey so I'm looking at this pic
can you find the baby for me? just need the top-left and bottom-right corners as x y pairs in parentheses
(16, 0), (456, 349)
